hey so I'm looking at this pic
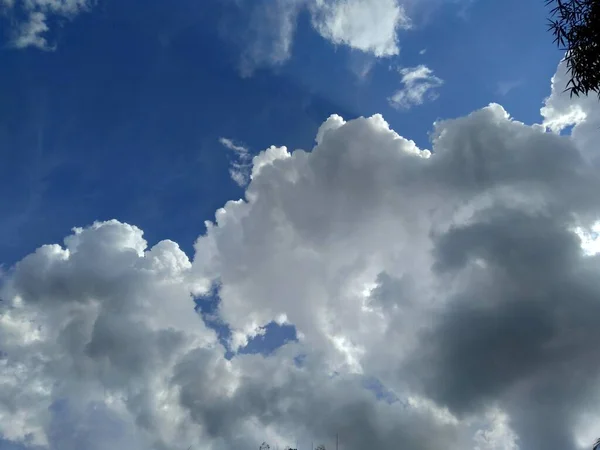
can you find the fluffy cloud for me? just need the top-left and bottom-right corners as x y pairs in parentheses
(235, 0), (409, 75)
(2, 63), (600, 450)
(541, 60), (600, 167)
(308, 0), (409, 57)
(388, 64), (444, 109)
(0, 221), (468, 450)
(2, 0), (94, 50)
(0, 220), (218, 448)
(192, 85), (600, 450)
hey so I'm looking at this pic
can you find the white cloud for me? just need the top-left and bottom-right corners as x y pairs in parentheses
(23, 0), (91, 15)
(238, 0), (303, 76)
(3, 64), (600, 450)
(235, 0), (409, 75)
(191, 74), (600, 450)
(3, 0), (94, 50)
(309, 0), (410, 57)
(541, 59), (600, 167)
(472, 409), (519, 450)
(0, 220), (218, 448)
(0, 221), (470, 450)
(219, 137), (253, 187)
(388, 64), (444, 109)
(11, 11), (50, 49)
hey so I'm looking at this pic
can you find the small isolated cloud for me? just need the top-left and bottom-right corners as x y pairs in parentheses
(347, 52), (378, 80)
(496, 80), (523, 97)
(2, 0), (94, 50)
(219, 137), (252, 187)
(309, 0), (410, 57)
(237, 0), (303, 77)
(388, 64), (444, 109)
(235, 0), (410, 75)
(11, 10), (50, 49)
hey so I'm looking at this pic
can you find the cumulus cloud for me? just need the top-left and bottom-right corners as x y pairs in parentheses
(3, 63), (600, 450)
(0, 220), (218, 448)
(388, 64), (444, 109)
(234, 0), (409, 75)
(541, 60), (600, 167)
(308, 0), (410, 57)
(2, 0), (94, 50)
(192, 87), (600, 450)
(0, 220), (467, 450)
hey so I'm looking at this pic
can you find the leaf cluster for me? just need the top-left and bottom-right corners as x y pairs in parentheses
(547, 0), (600, 97)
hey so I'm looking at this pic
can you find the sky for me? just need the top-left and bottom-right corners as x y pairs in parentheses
(0, 1), (599, 450)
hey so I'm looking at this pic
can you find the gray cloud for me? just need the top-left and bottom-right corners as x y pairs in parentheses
(406, 208), (600, 449)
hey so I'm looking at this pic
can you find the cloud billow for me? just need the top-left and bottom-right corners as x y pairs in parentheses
(2, 62), (600, 450)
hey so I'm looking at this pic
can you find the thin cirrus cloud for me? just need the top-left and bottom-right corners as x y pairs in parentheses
(2, 0), (94, 50)
(219, 137), (252, 187)
(2, 62), (600, 450)
(496, 79), (523, 97)
(388, 64), (444, 109)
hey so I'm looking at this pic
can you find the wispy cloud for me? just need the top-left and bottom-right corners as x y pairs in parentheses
(496, 79), (523, 97)
(3, 0), (94, 50)
(11, 11), (51, 49)
(219, 137), (252, 187)
(235, 0), (411, 76)
(388, 64), (443, 109)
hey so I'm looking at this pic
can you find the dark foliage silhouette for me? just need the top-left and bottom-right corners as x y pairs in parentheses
(546, 0), (600, 97)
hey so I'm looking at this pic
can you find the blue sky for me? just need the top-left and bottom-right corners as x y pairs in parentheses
(3, 1), (600, 450)
(1, 0), (560, 267)
(1, 0), (562, 363)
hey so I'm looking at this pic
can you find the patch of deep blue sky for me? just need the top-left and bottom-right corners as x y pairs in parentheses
(0, 0), (562, 355)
